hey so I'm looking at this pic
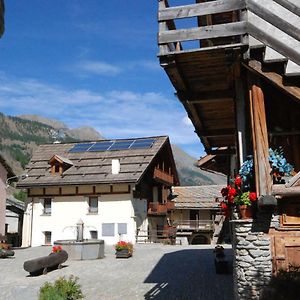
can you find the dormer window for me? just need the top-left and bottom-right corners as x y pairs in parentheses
(49, 155), (73, 176)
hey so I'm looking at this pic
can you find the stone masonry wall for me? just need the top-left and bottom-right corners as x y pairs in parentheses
(232, 219), (273, 300)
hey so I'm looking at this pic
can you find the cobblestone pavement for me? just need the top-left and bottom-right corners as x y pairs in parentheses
(0, 244), (233, 300)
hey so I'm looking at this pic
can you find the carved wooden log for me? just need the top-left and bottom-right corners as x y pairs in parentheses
(23, 250), (68, 275)
(0, 249), (15, 258)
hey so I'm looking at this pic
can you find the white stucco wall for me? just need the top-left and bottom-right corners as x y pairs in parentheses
(5, 210), (19, 233)
(0, 163), (7, 236)
(22, 190), (148, 247)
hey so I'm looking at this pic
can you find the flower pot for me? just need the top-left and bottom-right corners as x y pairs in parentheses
(115, 249), (132, 258)
(238, 205), (252, 219)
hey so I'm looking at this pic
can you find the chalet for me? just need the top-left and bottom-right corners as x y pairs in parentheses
(157, 0), (300, 299)
(17, 136), (179, 247)
(0, 155), (15, 237)
(172, 185), (223, 245)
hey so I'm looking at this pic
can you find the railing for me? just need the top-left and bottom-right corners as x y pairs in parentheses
(174, 220), (214, 231)
(153, 167), (174, 185)
(158, 0), (300, 66)
(158, 0), (247, 55)
(148, 201), (175, 215)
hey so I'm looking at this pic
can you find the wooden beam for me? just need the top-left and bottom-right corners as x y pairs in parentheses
(209, 148), (236, 155)
(158, 21), (247, 44)
(159, 57), (188, 91)
(247, 22), (300, 66)
(273, 0), (300, 18)
(158, 0), (246, 21)
(196, 128), (235, 138)
(176, 90), (233, 103)
(247, 0), (300, 43)
(243, 60), (300, 102)
(248, 78), (272, 196)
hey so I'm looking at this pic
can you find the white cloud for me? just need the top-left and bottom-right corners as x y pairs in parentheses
(73, 60), (122, 76)
(0, 74), (203, 155)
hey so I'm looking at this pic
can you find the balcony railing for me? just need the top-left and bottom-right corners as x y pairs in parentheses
(174, 220), (214, 231)
(148, 200), (175, 215)
(153, 167), (174, 185)
(158, 0), (247, 55)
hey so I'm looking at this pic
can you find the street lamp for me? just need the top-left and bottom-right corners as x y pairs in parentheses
(6, 173), (28, 188)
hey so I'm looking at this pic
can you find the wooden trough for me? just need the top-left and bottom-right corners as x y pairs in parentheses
(23, 250), (68, 276)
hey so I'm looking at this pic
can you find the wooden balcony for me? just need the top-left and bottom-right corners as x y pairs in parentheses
(153, 167), (174, 185)
(174, 220), (214, 231)
(148, 201), (175, 215)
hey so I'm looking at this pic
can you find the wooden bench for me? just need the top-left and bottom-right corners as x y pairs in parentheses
(23, 250), (68, 276)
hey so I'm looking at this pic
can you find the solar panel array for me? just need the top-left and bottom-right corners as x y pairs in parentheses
(68, 138), (155, 153)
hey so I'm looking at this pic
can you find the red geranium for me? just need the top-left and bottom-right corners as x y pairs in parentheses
(52, 245), (62, 253)
(249, 192), (257, 202)
(228, 187), (237, 197)
(234, 176), (242, 187)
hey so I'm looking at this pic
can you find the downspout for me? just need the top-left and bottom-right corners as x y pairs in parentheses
(30, 197), (33, 247)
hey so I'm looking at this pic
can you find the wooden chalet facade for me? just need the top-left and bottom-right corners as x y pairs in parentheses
(18, 136), (179, 246)
(157, 0), (300, 299)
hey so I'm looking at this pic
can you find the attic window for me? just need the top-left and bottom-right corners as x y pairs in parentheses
(49, 155), (73, 176)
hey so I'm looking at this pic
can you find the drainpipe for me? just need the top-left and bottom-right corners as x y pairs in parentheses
(30, 198), (34, 247)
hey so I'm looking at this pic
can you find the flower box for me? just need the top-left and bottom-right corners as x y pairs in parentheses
(115, 249), (132, 258)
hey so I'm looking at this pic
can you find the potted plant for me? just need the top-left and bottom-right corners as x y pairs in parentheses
(220, 175), (257, 219)
(114, 241), (133, 258)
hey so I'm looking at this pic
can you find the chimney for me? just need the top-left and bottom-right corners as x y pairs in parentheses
(112, 159), (120, 174)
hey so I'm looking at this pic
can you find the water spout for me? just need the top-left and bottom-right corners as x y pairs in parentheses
(76, 219), (84, 242)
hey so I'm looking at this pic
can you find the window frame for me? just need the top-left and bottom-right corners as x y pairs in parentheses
(88, 196), (98, 214)
(43, 198), (52, 215)
(44, 231), (52, 245)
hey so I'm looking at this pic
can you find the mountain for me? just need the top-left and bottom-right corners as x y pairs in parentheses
(172, 145), (226, 186)
(0, 112), (225, 187)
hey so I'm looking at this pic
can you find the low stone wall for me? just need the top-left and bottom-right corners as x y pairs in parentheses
(232, 218), (273, 300)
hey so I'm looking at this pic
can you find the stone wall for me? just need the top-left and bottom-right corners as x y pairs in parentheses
(232, 216), (273, 300)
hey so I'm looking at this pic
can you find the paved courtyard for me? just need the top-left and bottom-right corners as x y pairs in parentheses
(0, 244), (233, 300)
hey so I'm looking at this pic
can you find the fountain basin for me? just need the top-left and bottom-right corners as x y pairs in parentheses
(54, 240), (104, 260)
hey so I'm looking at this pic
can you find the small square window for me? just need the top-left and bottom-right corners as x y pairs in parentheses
(89, 197), (98, 213)
(118, 223), (127, 235)
(43, 199), (52, 215)
(90, 230), (98, 239)
(102, 223), (115, 236)
(44, 231), (51, 245)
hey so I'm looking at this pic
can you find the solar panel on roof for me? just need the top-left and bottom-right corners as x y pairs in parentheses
(109, 140), (134, 151)
(68, 138), (156, 153)
(130, 139), (155, 149)
(88, 141), (114, 152)
(68, 143), (94, 152)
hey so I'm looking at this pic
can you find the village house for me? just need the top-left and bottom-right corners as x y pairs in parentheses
(172, 185), (224, 245)
(157, 0), (300, 298)
(17, 136), (179, 247)
(0, 155), (15, 238)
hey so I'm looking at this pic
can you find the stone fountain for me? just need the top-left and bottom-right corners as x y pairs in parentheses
(54, 219), (104, 260)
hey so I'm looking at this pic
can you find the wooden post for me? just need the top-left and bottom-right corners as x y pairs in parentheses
(249, 79), (272, 196)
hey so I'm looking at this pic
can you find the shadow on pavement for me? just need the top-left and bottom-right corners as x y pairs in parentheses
(144, 248), (233, 300)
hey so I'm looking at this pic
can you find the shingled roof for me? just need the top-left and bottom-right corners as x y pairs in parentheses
(17, 136), (175, 188)
(173, 185), (223, 209)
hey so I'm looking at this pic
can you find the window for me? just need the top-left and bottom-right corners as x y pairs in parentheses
(89, 197), (98, 214)
(44, 231), (51, 245)
(118, 223), (127, 235)
(102, 223), (115, 236)
(43, 198), (52, 215)
(90, 230), (98, 239)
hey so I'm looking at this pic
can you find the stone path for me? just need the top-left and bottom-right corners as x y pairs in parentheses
(0, 244), (233, 300)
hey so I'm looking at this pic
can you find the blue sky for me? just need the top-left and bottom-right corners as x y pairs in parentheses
(0, 0), (205, 158)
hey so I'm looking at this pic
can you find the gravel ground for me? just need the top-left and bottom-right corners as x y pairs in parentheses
(0, 244), (233, 300)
